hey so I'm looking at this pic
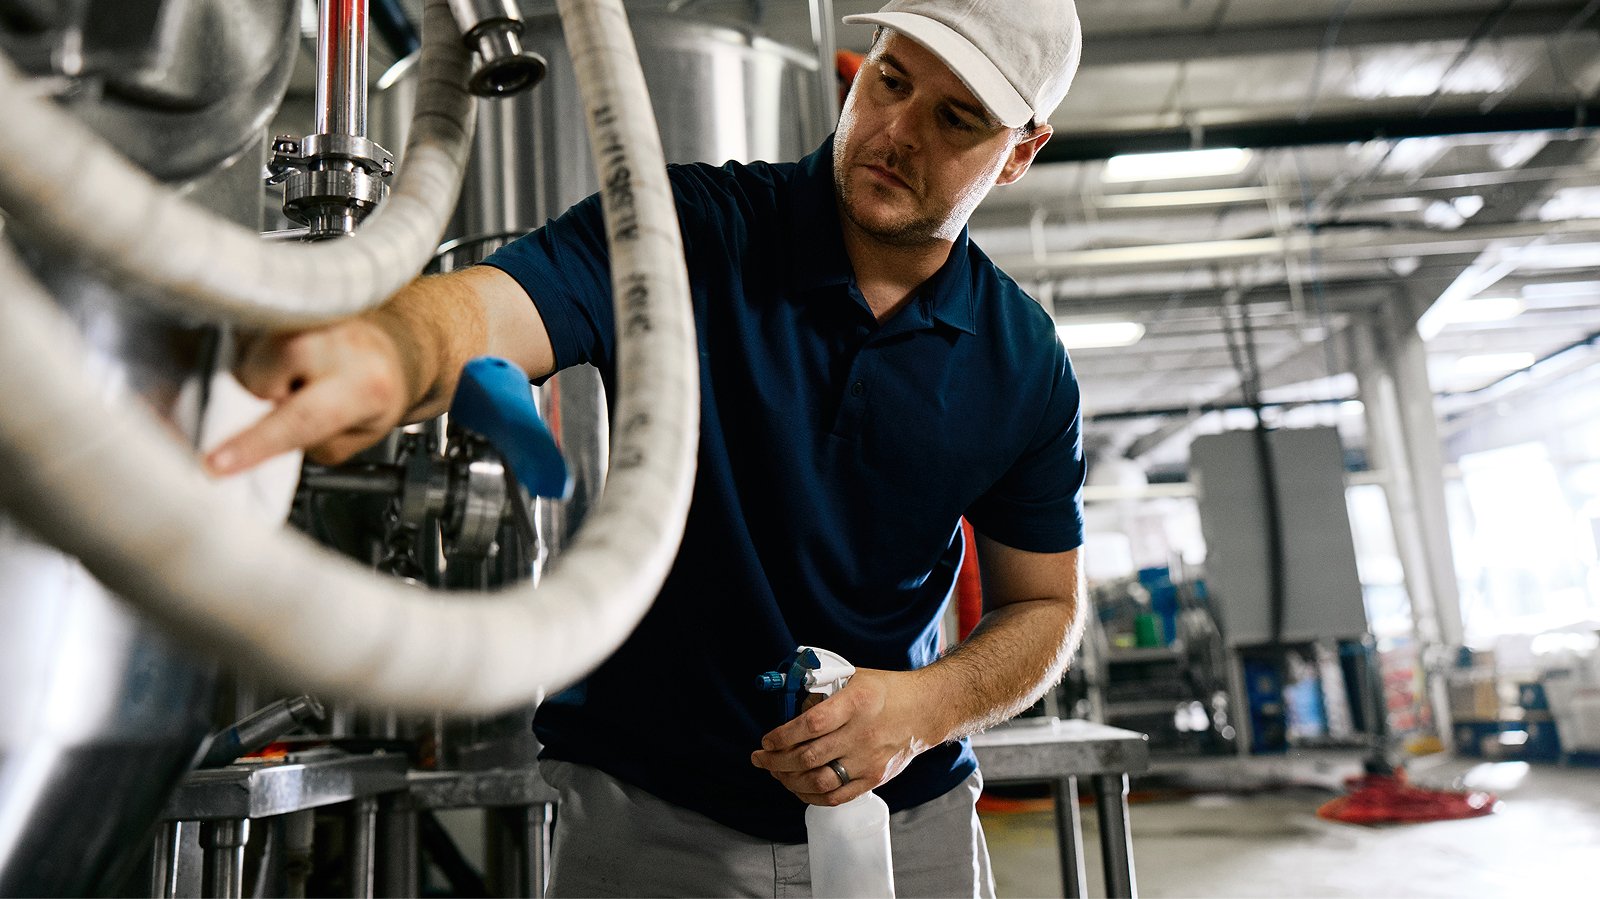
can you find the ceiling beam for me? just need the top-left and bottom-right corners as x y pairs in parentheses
(993, 217), (1600, 277)
(1036, 107), (1600, 163)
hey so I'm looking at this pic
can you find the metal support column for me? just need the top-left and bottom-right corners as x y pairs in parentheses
(1382, 301), (1466, 648)
(1092, 774), (1136, 899)
(1350, 307), (1461, 741)
(1052, 777), (1087, 899)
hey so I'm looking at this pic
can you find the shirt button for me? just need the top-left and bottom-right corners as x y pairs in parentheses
(850, 380), (865, 397)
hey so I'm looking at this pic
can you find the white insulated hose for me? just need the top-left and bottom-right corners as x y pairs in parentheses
(0, 0), (474, 330)
(0, 0), (698, 713)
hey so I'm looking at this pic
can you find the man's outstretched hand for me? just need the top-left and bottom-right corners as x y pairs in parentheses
(204, 318), (412, 477)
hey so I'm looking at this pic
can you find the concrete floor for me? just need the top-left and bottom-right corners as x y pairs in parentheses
(981, 752), (1600, 898)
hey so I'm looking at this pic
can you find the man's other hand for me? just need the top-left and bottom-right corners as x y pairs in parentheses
(205, 319), (410, 477)
(749, 668), (942, 807)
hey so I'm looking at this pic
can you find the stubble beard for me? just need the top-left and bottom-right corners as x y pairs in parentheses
(834, 157), (945, 248)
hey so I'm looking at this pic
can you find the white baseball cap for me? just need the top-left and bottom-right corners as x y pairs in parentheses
(843, 0), (1084, 129)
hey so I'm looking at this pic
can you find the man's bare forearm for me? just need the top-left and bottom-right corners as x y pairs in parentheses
(366, 271), (491, 423)
(910, 593), (1084, 746)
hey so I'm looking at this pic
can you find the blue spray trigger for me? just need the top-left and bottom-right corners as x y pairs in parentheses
(449, 357), (573, 500)
(756, 648), (827, 721)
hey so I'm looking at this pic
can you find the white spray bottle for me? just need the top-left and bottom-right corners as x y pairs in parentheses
(760, 647), (896, 898)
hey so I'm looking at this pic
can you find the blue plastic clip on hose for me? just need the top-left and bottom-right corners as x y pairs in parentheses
(449, 356), (573, 500)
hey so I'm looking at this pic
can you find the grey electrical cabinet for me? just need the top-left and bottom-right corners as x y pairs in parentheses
(1190, 426), (1368, 646)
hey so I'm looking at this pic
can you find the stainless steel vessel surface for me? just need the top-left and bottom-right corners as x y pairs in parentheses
(0, 2), (295, 890)
(452, 10), (825, 241)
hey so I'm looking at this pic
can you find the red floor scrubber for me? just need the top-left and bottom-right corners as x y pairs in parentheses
(1317, 637), (1498, 825)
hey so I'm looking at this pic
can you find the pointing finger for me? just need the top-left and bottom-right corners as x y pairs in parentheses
(205, 379), (365, 476)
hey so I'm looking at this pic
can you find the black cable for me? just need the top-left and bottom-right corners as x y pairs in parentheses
(1289, 147), (1344, 388)
(1418, 0), (1518, 118)
(418, 811), (491, 897)
(1217, 292), (1293, 737)
(1297, 0), (1356, 123)
(1235, 301), (1290, 653)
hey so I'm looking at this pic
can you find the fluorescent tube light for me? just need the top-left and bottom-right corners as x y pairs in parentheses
(1103, 148), (1252, 183)
(1056, 321), (1146, 349)
(1454, 352), (1535, 375)
(1522, 280), (1600, 301)
(1437, 296), (1526, 324)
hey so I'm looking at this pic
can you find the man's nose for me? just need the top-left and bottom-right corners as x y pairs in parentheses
(883, 105), (922, 152)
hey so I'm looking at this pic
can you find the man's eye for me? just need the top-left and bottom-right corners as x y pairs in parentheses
(942, 110), (977, 132)
(879, 70), (905, 92)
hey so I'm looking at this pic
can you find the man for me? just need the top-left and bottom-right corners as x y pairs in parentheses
(209, 0), (1088, 895)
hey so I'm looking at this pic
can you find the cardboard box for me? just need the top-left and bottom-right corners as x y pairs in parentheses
(1449, 674), (1503, 722)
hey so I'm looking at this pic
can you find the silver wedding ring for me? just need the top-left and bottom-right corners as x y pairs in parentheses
(827, 759), (850, 788)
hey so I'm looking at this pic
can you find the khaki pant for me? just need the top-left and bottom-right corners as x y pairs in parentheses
(539, 759), (995, 898)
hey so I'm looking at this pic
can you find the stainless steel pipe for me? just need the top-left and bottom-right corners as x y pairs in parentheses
(446, 0), (545, 96)
(316, 0), (370, 137)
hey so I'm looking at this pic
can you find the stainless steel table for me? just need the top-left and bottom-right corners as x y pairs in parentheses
(971, 718), (1150, 899)
(155, 751), (410, 899)
(405, 767), (559, 898)
(161, 752), (409, 821)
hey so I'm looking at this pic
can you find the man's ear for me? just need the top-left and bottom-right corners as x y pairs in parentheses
(997, 124), (1053, 186)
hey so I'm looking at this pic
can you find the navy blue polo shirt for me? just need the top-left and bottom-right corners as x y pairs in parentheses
(483, 136), (1086, 844)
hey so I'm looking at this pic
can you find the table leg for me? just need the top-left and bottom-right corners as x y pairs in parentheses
(526, 803), (553, 898)
(349, 797), (378, 899)
(1091, 774), (1136, 898)
(1052, 777), (1088, 899)
(151, 820), (181, 898)
(380, 798), (419, 898)
(199, 819), (250, 899)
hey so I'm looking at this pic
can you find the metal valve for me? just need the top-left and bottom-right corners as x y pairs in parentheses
(300, 357), (569, 568)
(269, 132), (395, 239)
(446, 0), (547, 96)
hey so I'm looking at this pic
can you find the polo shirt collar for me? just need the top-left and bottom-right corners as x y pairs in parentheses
(787, 135), (979, 336)
(922, 229), (978, 335)
(786, 137), (854, 294)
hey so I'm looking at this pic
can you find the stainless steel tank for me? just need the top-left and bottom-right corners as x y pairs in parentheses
(454, 9), (828, 242)
(445, 7), (828, 549)
(0, 2), (297, 893)
(416, 0), (827, 819)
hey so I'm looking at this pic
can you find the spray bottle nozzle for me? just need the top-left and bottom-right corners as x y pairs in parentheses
(759, 646), (856, 720)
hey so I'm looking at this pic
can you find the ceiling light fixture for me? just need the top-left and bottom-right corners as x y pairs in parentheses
(1521, 280), (1600, 301)
(1436, 296), (1526, 324)
(1453, 352), (1535, 376)
(1056, 321), (1146, 349)
(1102, 148), (1252, 184)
